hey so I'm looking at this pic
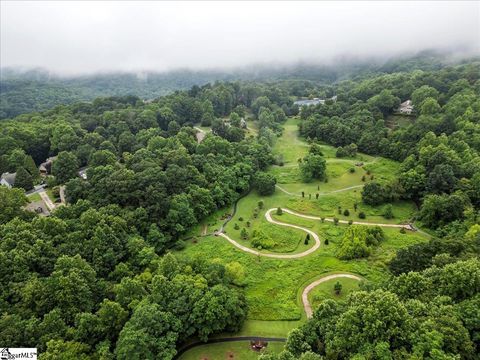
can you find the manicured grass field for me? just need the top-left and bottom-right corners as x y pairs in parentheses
(178, 340), (284, 360)
(308, 276), (361, 309)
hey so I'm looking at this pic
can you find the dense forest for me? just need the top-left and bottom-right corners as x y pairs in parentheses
(1, 56), (479, 359)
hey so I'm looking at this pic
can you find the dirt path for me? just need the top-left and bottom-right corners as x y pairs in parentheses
(302, 273), (362, 318)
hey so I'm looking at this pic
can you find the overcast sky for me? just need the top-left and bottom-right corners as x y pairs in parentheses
(1, 1), (479, 75)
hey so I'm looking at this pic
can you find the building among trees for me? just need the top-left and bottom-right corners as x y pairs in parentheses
(0, 172), (16, 188)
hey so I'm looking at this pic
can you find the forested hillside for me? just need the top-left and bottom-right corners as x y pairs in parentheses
(0, 50), (469, 120)
(1, 58), (479, 359)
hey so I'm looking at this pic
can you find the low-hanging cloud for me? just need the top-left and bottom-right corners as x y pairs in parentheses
(1, 1), (479, 75)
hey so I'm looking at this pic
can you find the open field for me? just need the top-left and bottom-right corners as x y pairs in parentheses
(176, 117), (430, 357)
(178, 340), (284, 360)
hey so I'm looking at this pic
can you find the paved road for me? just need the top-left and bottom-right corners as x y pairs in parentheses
(302, 273), (362, 318)
(38, 189), (56, 211)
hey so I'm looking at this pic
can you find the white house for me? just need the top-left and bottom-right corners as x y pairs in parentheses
(0, 172), (16, 188)
(397, 100), (414, 115)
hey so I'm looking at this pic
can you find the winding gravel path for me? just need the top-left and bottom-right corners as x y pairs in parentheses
(219, 208), (321, 259)
(278, 208), (411, 229)
(302, 273), (362, 318)
(218, 207), (411, 259)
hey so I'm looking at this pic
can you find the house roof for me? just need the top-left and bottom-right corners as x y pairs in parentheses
(1, 172), (16, 186)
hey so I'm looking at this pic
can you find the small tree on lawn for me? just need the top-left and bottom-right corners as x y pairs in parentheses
(316, 193), (319, 199)
(324, 238), (329, 245)
(362, 175), (366, 182)
(234, 223), (240, 230)
(276, 207), (283, 215)
(348, 220), (353, 225)
(400, 227), (406, 234)
(358, 212), (366, 219)
(305, 234), (310, 245)
(258, 200), (264, 209)
(338, 206), (342, 215)
(321, 217), (325, 223)
(309, 194), (311, 199)
(302, 191), (305, 198)
(354, 203), (358, 212)
(240, 228), (249, 240)
(253, 207), (259, 218)
(333, 217), (339, 226)
(334, 281), (342, 295)
(343, 209), (350, 216)
(246, 221), (251, 227)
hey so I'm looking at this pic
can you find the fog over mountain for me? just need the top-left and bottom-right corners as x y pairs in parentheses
(1, 1), (479, 75)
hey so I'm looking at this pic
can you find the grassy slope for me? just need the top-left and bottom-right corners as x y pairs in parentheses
(176, 117), (428, 346)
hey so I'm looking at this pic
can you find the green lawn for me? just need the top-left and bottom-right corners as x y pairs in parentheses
(27, 192), (42, 202)
(178, 340), (284, 360)
(308, 277), (361, 309)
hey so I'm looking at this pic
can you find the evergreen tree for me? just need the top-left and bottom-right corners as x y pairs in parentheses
(14, 166), (33, 191)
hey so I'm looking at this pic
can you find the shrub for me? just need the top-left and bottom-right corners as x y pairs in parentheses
(400, 227), (406, 234)
(324, 239), (329, 245)
(358, 211), (366, 219)
(276, 207), (283, 215)
(362, 175), (366, 181)
(383, 204), (394, 219)
(348, 220), (353, 225)
(321, 217), (325, 223)
(234, 223), (240, 230)
(343, 209), (350, 216)
(333, 217), (339, 225)
(334, 281), (342, 295)
(258, 200), (264, 209)
(240, 228), (249, 240)
(246, 221), (251, 228)
(349, 168), (355, 173)
(251, 230), (275, 249)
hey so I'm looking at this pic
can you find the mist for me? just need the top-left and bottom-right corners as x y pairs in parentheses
(1, 1), (479, 76)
